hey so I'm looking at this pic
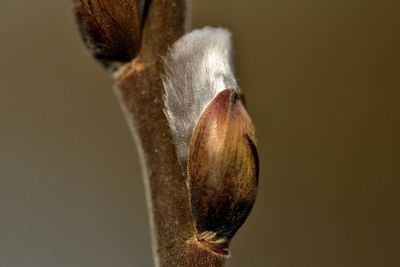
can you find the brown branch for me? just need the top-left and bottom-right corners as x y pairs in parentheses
(73, 0), (227, 266)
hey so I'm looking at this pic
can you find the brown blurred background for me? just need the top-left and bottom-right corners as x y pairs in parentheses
(1, 0), (400, 266)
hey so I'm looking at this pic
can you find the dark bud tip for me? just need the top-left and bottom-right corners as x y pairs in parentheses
(73, 0), (142, 69)
(188, 89), (259, 251)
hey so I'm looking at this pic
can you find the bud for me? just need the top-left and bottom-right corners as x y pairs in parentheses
(188, 89), (259, 253)
(162, 28), (259, 254)
(73, 0), (142, 69)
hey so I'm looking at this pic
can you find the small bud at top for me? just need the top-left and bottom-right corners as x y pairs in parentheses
(73, 0), (142, 69)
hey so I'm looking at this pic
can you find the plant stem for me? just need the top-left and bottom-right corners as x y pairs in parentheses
(110, 1), (226, 266)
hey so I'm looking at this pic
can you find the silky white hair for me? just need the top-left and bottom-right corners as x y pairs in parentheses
(162, 27), (238, 166)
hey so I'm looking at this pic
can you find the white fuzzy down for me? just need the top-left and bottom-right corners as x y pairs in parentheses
(162, 27), (238, 166)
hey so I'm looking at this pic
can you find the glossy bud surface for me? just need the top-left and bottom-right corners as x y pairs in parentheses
(188, 89), (259, 250)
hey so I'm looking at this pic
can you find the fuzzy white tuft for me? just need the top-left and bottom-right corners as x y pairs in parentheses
(162, 27), (238, 166)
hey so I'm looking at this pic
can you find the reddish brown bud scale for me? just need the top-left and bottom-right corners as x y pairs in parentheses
(73, 0), (142, 69)
(188, 89), (259, 252)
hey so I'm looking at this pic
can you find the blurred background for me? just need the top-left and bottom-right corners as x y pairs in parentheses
(1, 0), (399, 266)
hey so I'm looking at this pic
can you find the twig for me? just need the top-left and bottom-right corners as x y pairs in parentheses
(72, 0), (261, 265)
(73, 0), (227, 266)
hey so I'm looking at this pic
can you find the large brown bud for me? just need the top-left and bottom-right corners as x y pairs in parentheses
(188, 89), (259, 254)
